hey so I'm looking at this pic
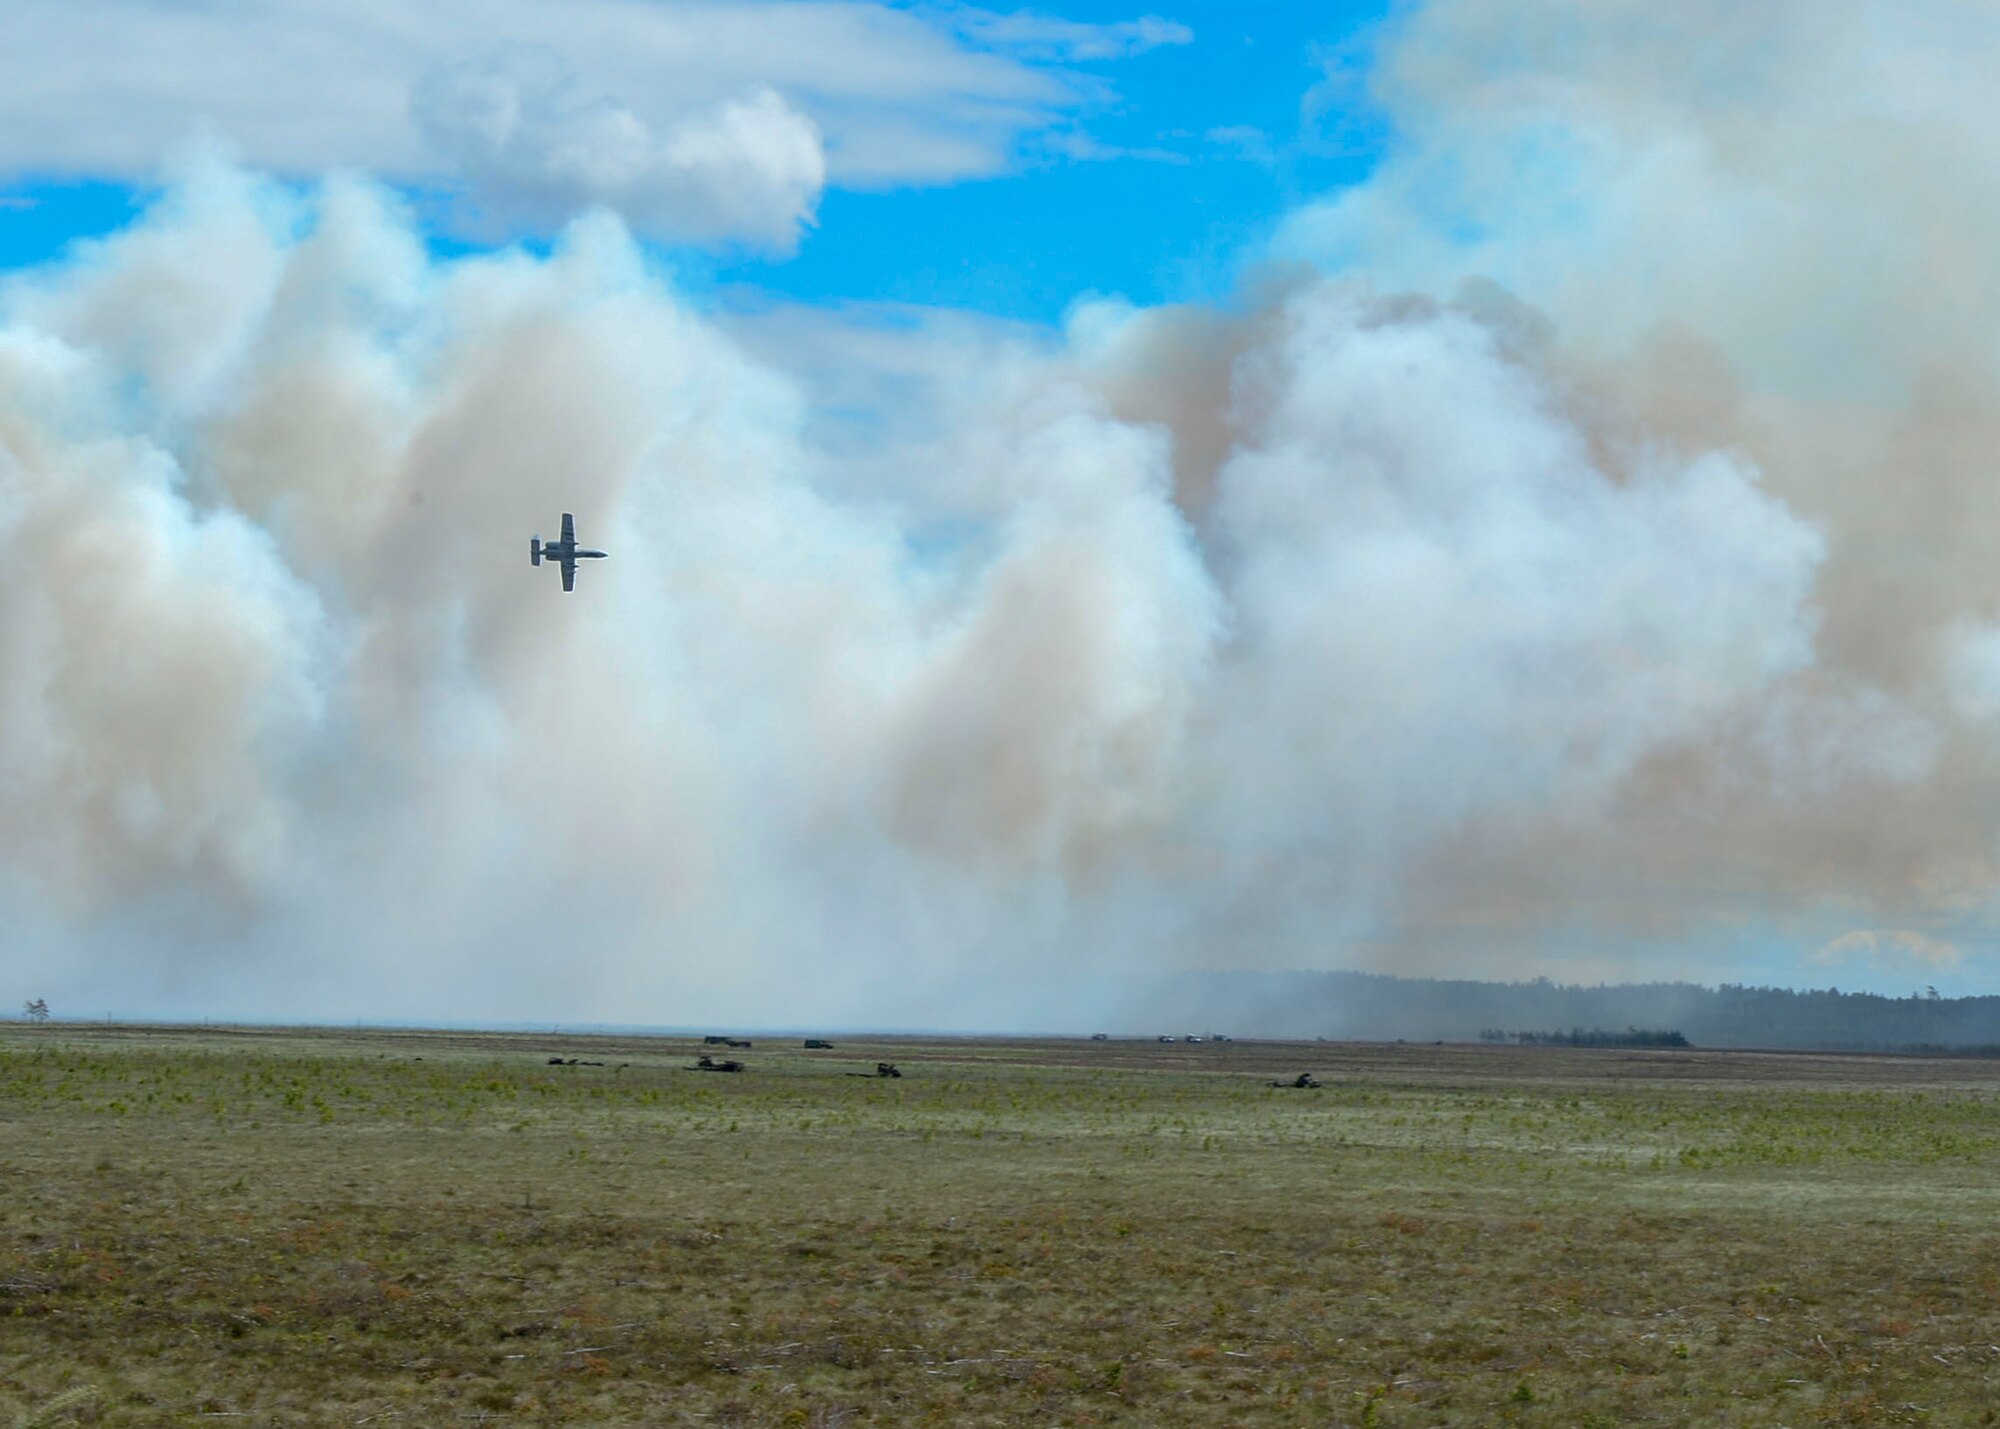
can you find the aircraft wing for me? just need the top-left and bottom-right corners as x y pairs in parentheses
(562, 556), (577, 593)
(561, 512), (575, 546)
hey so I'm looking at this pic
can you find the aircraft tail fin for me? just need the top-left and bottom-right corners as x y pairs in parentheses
(531, 537), (542, 566)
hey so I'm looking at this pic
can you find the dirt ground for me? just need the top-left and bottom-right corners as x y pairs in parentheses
(5, 1024), (1999, 1425)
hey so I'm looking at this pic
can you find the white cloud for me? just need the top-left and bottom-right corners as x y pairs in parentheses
(413, 51), (824, 251)
(951, 10), (1193, 62)
(1037, 130), (1188, 165)
(0, 0), (1136, 245)
(26, 4), (2000, 1013)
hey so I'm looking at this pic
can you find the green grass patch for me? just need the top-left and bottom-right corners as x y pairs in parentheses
(4, 1027), (2000, 1424)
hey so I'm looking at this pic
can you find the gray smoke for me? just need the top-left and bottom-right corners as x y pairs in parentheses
(11, 1), (2000, 1022)
(1261, 0), (2000, 982)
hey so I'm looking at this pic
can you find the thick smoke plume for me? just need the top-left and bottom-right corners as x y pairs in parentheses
(9, 1), (2000, 1023)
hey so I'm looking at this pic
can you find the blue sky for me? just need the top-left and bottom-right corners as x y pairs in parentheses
(711, 2), (1393, 317)
(5, 0), (2000, 1016)
(0, 3), (1394, 322)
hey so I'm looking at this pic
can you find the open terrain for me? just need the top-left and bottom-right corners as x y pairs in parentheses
(4, 1025), (2000, 1426)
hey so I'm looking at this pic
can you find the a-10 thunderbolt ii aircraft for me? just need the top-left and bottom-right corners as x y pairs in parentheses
(530, 513), (608, 592)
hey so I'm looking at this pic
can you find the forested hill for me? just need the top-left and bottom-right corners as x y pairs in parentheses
(1129, 972), (2000, 1051)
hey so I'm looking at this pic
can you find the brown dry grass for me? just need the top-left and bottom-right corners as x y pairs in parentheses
(4, 1025), (2000, 1425)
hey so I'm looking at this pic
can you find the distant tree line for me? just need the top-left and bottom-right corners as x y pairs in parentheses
(1118, 971), (2000, 1052)
(1478, 1026), (1690, 1048)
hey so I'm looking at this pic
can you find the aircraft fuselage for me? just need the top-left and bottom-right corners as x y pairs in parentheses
(531, 540), (607, 563)
(531, 513), (608, 592)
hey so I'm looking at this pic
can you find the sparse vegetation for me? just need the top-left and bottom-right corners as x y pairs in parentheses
(5, 1026), (2000, 1425)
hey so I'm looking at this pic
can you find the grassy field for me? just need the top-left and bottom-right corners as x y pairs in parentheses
(4, 1026), (2000, 1426)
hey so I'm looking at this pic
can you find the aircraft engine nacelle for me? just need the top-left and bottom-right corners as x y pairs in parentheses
(530, 537), (542, 566)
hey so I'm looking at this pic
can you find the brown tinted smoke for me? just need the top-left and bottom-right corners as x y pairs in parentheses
(8, 3), (1996, 1022)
